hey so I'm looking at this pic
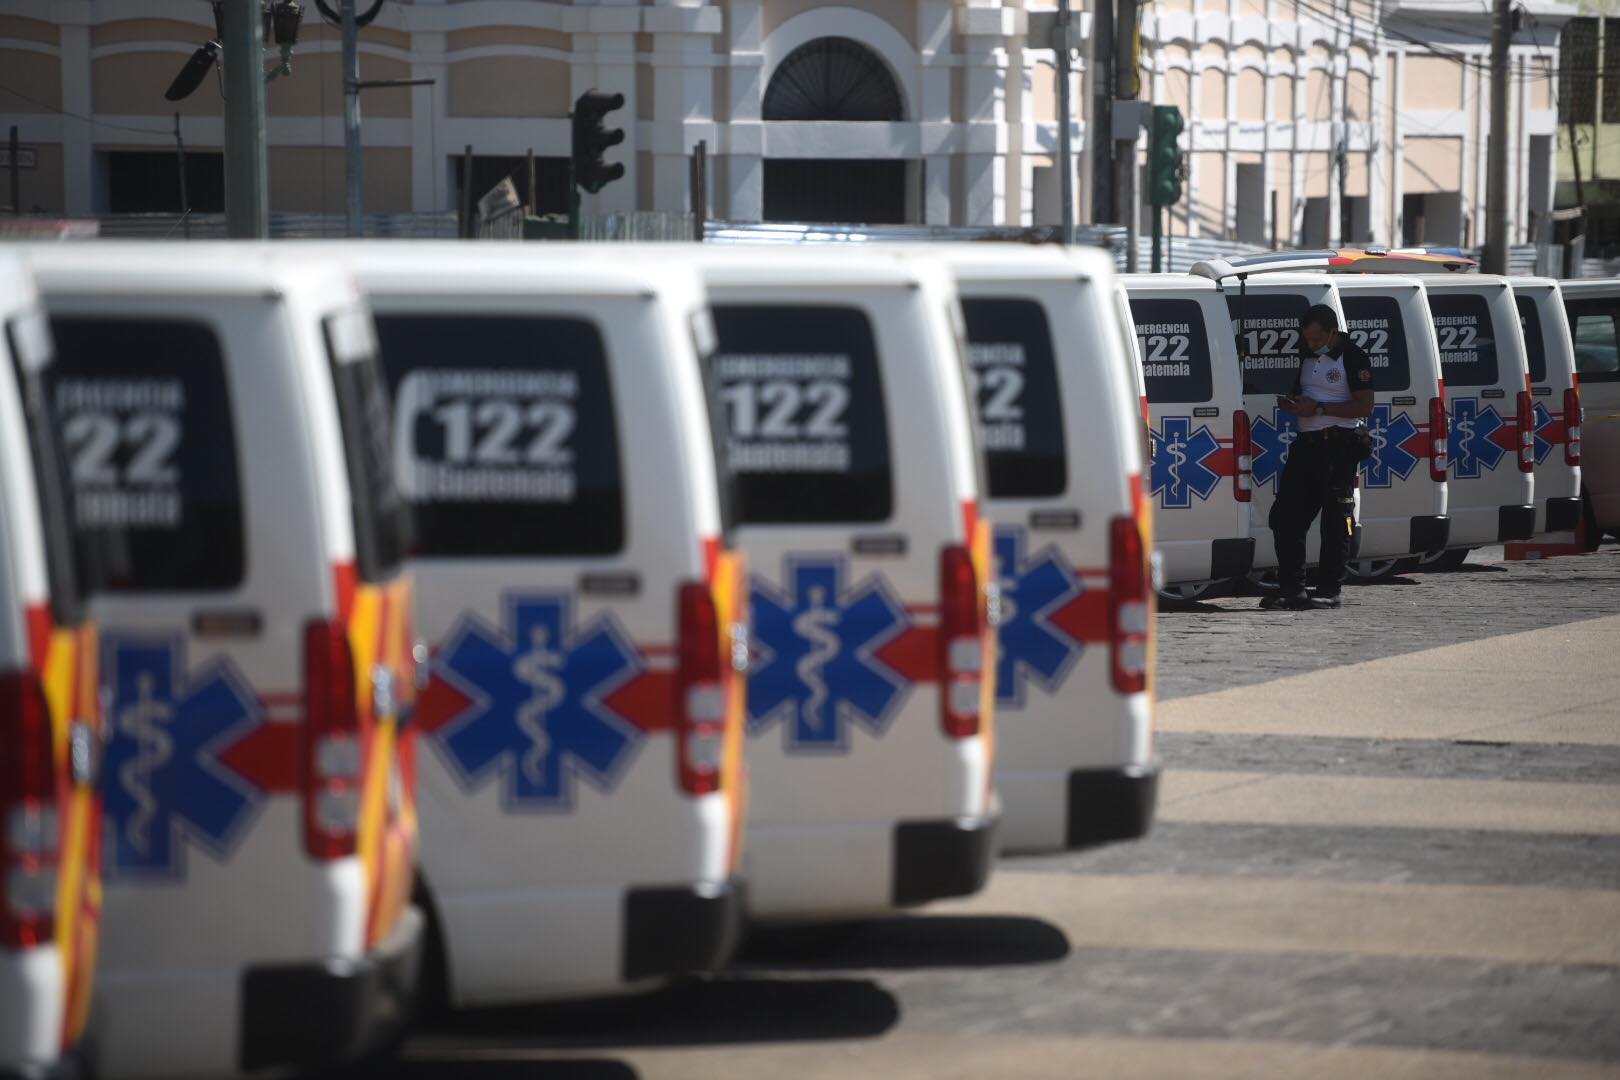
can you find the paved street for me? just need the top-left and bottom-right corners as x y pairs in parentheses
(389, 545), (1620, 1080)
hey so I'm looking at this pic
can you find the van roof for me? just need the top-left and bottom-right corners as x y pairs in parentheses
(1215, 271), (1339, 288)
(24, 243), (357, 307)
(1558, 278), (1619, 298)
(1333, 274), (1423, 293)
(655, 244), (929, 289)
(1413, 274), (1512, 291)
(1119, 273), (1219, 292)
(322, 241), (682, 298)
(925, 243), (1115, 283)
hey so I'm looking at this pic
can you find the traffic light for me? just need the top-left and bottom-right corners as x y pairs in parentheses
(572, 89), (626, 194)
(1148, 104), (1184, 208)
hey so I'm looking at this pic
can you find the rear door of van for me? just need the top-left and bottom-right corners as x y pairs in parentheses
(1422, 278), (1536, 546)
(1513, 280), (1583, 535)
(1561, 281), (1620, 532)
(1123, 277), (1253, 588)
(1334, 278), (1451, 560)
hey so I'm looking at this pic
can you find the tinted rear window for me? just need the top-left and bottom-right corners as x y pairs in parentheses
(375, 314), (624, 558)
(1514, 295), (1548, 384)
(961, 298), (1066, 498)
(1427, 293), (1501, 387)
(47, 317), (244, 593)
(1225, 292), (1308, 395)
(1341, 295), (1412, 392)
(7, 313), (84, 624)
(1567, 299), (1620, 380)
(1129, 297), (1214, 404)
(326, 315), (410, 577)
(708, 304), (892, 525)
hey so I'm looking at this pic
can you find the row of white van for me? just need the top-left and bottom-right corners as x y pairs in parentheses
(1132, 258), (1609, 596)
(1, 241), (1158, 1079)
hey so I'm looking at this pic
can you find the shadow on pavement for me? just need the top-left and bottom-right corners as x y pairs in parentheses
(1343, 574), (1421, 587)
(419, 974), (900, 1049)
(736, 914), (1070, 970)
(384, 1060), (639, 1079)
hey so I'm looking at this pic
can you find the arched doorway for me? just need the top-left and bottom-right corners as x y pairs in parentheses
(762, 36), (907, 225)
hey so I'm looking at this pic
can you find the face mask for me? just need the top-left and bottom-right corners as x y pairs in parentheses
(1314, 343), (1334, 357)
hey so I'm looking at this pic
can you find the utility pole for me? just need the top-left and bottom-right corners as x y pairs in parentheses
(1057, 0), (1076, 243)
(1484, 0), (1511, 273)
(1115, 0), (1141, 269)
(1091, 0), (1115, 222)
(342, 0), (364, 237)
(222, 0), (268, 239)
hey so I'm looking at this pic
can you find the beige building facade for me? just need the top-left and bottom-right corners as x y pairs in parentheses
(0, 0), (1574, 245)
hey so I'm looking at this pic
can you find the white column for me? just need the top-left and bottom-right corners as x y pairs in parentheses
(410, 31), (448, 212)
(591, 29), (638, 213)
(957, 3), (1013, 225)
(920, 0), (954, 223)
(726, 0), (763, 221)
(649, 29), (719, 214)
(59, 17), (93, 215)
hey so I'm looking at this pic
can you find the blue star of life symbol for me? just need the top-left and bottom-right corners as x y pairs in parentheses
(1150, 416), (1222, 509)
(433, 594), (643, 811)
(102, 635), (264, 879)
(1532, 400), (1557, 465)
(1249, 408), (1298, 491)
(1360, 404), (1422, 489)
(749, 557), (909, 752)
(993, 526), (1084, 708)
(1450, 398), (1506, 479)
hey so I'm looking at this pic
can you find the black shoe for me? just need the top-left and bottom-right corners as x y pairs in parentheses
(1259, 592), (1310, 610)
(1308, 594), (1342, 609)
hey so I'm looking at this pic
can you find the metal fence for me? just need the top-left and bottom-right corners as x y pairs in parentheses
(85, 212), (460, 240)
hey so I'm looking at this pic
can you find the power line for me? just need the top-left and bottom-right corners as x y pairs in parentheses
(0, 82), (174, 136)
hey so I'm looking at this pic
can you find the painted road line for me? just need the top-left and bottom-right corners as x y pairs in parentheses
(1157, 771), (1620, 835)
(1157, 613), (1620, 742)
(934, 870), (1620, 965)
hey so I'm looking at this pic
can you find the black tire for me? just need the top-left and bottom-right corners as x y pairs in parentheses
(314, 0), (386, 27)
(1414, 547), (1473, 571)
(1157, 582), (1218, 603)
(1581, 493), (1603, 552)
(1345, 558), (1404, 582)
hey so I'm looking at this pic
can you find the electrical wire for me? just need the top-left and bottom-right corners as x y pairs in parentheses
(0, 82), (173, 136)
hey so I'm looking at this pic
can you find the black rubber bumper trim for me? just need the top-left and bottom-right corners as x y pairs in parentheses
(0, 1044), (87, 1080)
(239, 904), (423, 1074)
(1066, 763), (1161, 849)
(1545, 497), (1583, 533)
(1209, 538), (1256, 580)
(622, 878), (743, 981)
(1498, 504), (1537, 542)
(1409, 514), (1450, 555)
(892, 814), (999, 907)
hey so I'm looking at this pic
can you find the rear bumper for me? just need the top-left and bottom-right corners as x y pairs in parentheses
(0, 1044), (85, 1080)
(892, 814), (999, 907)
(1545, 496), (1583, 533)
(1409, 514), (1450, 555)
(1497, 504), (1537, 542)
(239, 905), (424, 1073)
(1209, 538), (1256, 581)
(1067, 764), (1160, 849)
(622, 878), (743, 981)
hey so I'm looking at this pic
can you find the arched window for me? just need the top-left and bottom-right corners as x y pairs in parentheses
(763, 36), (904, 121)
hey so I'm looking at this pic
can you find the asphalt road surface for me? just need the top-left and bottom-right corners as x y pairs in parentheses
(382, 543), (1620, 1080)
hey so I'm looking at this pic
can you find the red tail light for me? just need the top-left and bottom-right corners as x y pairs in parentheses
(939, 545), (983, 739)
(0, 670), (57, 948)
(302, 619), (363, 860)
(1232, 408), (1253, 504)
(1516, 390), (1535, 473)
(677, 582), (726, 797)
(1109, 516), (1150, 695)
(1565, 386), (1582, 466)
(1429, 396), (1449, 483)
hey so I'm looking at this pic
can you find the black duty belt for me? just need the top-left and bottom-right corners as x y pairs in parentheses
(1294, 426), (1361, 442)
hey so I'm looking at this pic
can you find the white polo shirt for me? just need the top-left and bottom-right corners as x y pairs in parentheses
(1298, 342), (1363, 433)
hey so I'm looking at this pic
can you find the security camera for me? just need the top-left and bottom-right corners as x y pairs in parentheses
(165, 40), (221, 102)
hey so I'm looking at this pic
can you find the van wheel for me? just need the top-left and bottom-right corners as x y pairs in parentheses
(1582, 493), (1603, 551)
(1157, 582), (1217, 604)
(1242, 569), (1280, 594)
(1346, 559), (1404, 582)
(411, 875), (452, 1023)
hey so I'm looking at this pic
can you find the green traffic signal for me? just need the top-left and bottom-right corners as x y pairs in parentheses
(1148, 104), (1183, 208)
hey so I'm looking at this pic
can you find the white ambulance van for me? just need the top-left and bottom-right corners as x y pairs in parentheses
(343, 245), (747, 1006)
(694, 247), (998, 919)
(1330, 276), (1451, 578)
(1417, 275), (1537, 565)
(1561, 278), (1620, 541)
(1207, 272), (1364, 572)
(1121, 274), (1255, 597)
(1, 256), (105, 1078)
(937, 246), (1154, 855)
(33, 245), (423, 1078)
(1512, 279), (1583, 537)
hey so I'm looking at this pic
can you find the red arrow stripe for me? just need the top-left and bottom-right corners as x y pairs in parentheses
(1204, 446), (1237, 478)
(415, 674), (474, 736)
(874, 625), (938, 683)
(602, 670), (677, 733)
(218, 720), (300, 794)
(1048, 589), (1110, 646)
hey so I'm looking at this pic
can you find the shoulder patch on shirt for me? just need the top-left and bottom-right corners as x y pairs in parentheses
(1356, 367), (1372, 383)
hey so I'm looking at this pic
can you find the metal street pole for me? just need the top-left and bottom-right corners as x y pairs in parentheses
(342, 0), (364, 237)
(222, 0), (268, 238)
(1091, 0), (1114, 223)
(1483, 0), (1511, 273)
(1116, 0), (1140, 270)
(1057, 0), (1076, 244)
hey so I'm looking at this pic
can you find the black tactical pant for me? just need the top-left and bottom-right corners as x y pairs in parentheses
(1269, 428), (1359, 599)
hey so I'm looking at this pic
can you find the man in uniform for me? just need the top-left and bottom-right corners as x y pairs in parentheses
(1260, 304), (1375, 611)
